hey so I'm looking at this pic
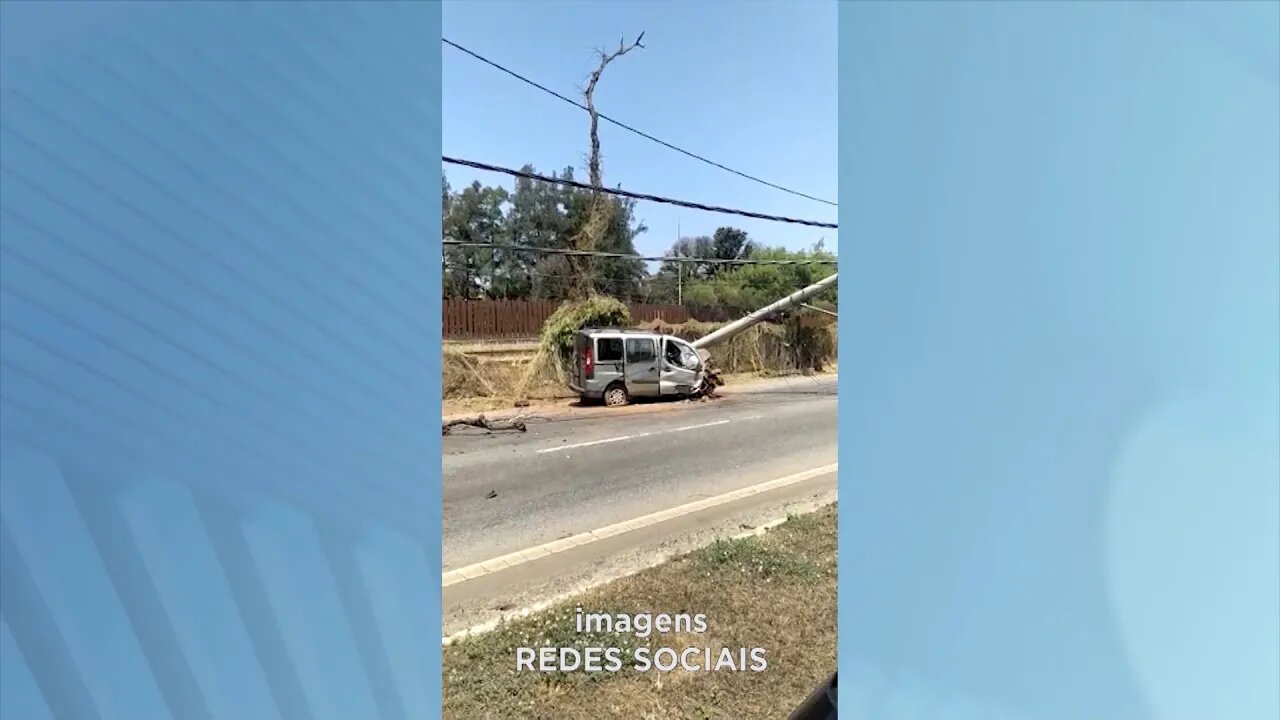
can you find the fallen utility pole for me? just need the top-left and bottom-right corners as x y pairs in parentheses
(691, 272), (838, 350)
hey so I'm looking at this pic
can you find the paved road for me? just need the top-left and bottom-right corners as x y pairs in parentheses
(442, 374), (837, 633)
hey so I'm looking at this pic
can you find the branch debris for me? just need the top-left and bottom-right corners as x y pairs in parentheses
(442, 413), (529, 436)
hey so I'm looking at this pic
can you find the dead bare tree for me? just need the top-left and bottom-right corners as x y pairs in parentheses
(567, 31), (645, 298)
(585, 32), (644, 188)
(444, 34), (646, 430)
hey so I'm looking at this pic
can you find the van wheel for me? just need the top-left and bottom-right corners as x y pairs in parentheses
(603, 383), (630, 407)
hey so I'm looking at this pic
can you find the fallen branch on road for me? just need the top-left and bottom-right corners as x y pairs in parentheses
(442, 413), (529, 436)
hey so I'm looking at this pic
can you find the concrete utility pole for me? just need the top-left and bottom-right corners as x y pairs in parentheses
(691, 272), (838, 349)
(676, 219), (682, 306)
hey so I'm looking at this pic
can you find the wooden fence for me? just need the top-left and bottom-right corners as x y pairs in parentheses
(442, 299), (739, 339)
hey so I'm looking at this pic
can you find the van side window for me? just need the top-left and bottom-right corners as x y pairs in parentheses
(625, 338), (656, 362)
(664, 339), (682, 365)
(597, 338), (624, 362)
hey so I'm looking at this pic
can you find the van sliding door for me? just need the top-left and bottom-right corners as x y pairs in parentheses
(623, 338), (661, 397)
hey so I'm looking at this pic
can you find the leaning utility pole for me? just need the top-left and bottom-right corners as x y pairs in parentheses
(676, 218), (683, 305)
(691, 273), (838, 349)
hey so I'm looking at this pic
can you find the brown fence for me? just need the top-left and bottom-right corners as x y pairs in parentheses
(442, 299), (738, 339)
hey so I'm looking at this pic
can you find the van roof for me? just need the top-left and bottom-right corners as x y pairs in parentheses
(577, 327), (656, 335)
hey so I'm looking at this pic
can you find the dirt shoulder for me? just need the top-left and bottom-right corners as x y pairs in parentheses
(441, 504), (837, 720)
(441, 371), (836, 424)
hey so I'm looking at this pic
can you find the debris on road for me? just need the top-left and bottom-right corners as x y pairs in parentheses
(442, 413), (529, 436)
(698, 355), (725, 399)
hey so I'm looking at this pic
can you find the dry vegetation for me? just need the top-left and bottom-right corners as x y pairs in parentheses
(442, 504), (837, 720)
(637, 319), (836, 376)
(442, 307), (837, 415)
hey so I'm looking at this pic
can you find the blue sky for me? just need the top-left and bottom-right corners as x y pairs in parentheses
(442, 0), (837, 259)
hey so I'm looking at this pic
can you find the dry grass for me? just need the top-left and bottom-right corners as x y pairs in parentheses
(639, 319), (837, 376)
(441, 504), (837, 720)
(443, 296), (634, 409)
(442, 349), (569, 402)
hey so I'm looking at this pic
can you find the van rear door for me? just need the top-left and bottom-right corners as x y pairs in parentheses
(572, 332), (588, 389)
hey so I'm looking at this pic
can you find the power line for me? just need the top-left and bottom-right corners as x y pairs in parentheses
(442, 239), (838, 266)
(447, 272), (819, 292)
(444, 270), (833, 307)
(442, 156), (838, 230)
(442, 38), (837, 208)
(445, 270), (833, 296)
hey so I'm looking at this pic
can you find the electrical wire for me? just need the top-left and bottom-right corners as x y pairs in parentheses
(442, 38), (837, 208)
(442, 239), (836, 265)
(442, 156), (838, 230)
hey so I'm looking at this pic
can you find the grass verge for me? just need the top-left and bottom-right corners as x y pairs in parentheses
(440, 370), (834, 419)
(442, 504), (837, 719)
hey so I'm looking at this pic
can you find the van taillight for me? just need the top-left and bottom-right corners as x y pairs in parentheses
(584, 346), (594, 379)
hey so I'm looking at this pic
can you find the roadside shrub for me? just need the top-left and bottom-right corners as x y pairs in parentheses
(539, 295), (631, 371)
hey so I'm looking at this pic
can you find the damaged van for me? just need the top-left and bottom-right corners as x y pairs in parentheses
(569, 328), (712, 407)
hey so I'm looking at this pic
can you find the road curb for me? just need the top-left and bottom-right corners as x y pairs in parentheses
(441, 490), (838, 646)
(441, 372), (837, 426)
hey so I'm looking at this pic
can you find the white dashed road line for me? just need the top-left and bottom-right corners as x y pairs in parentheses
(671, 419), (732, 432)
(441, 462), (837, 588)
(534, 415), (753, 455)
(534, 432), (653, 454)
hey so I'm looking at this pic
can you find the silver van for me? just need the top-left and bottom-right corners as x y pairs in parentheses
(569, 328), (707, 406)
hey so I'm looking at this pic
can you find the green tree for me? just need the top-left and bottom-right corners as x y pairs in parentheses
(501, 166), (647, 300)
(651, 225), (759, 300)
(661, 232), (836, 313)
(560, 171), (647, 299)
(442, 180), (509, 298)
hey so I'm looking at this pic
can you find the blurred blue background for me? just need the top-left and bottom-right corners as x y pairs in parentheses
(838, 2), (1278, 718)
(0, 3), (441, 719)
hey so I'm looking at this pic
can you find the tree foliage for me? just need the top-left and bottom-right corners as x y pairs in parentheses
(442, 170), (836, 312)
(442, 167), (646, 300)
(650, 233), (836, 312)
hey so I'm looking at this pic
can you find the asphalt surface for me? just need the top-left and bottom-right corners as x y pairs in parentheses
(441, 374), (837, 633)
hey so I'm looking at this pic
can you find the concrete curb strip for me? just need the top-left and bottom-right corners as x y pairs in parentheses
(442, 490), (837, 646)
(441, 462), (838, 588)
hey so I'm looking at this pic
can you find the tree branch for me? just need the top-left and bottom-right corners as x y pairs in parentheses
(442, 413), (528, 436)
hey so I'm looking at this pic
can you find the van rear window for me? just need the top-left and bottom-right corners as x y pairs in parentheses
(596, 338), (624, 362)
